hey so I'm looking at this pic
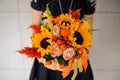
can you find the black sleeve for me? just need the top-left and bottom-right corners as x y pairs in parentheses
(82, 0), (96, 15)
(31, 0), (48, 11)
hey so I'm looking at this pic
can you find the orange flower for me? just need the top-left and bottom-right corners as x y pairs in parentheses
(53, 18), (59, 24)
(52, 35), (57, 42)
(61, 28), (70, 37)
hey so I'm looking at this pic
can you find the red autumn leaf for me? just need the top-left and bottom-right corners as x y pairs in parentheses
(28, 24), (41, 33)
(69, 9), (81, 19)
(17, 47), (41, 58)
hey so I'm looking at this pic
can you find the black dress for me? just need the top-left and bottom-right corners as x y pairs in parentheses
(30, 0), (96, 80)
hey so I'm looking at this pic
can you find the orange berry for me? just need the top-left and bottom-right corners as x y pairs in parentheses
(60, 44), (67, 50)
(56, 39), (63, 44)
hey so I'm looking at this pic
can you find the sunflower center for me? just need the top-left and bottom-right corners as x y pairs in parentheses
(61, 21), (71, 26)
(40, 38), (50, 49)
(73, 31), (83, 45)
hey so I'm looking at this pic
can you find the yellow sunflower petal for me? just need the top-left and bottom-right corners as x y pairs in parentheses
(31, 28), (53, 57)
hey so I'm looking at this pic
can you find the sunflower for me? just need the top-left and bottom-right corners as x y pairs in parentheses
(31, 27), (53, 57)
(69, 20), (92, 51)
(57, 14), (75, 29)
(79, 21), (92, 48)
(68, 20), (81, 48)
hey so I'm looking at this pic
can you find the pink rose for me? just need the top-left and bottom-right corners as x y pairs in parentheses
(63, 47), (75, 61)
(50, 44), (62, 57)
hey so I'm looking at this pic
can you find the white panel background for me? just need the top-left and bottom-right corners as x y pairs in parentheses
(0, 0), (120, 80)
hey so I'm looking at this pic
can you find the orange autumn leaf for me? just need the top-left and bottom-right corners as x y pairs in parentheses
(28, 24), (41, 33)
(62, 58), (74, 78)
(60, 64), (66, 69)
(45, 61), (52, 66)
(81, 54), (88, 72)
(69, 9), (81, 19)
(17, 47), (41, 58)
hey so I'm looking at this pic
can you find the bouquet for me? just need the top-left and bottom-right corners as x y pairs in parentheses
(17, 5), (92, 80)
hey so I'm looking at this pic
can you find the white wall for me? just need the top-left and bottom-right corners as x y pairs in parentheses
(90, 0), (120, 80)
(0, 0), (120, 80)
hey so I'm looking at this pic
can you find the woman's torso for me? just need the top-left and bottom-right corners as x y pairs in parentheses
(48, 0), (84, 16)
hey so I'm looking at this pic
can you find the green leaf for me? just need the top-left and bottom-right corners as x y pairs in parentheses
(56, 56), (68, 66)
(44, 54), (53, 61)
(46, 4), (51, 16)
(56, 56), (64, 65)
(88, 28), (99, 33)
(64, 61), (68, 66)
(92, 29), (99, 32)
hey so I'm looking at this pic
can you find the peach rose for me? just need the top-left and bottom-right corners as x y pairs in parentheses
(50, 44), (62, 57)
(43, 19), (52, 24)
(63, 47), (75, 61)
(52, 25), (60, 37)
